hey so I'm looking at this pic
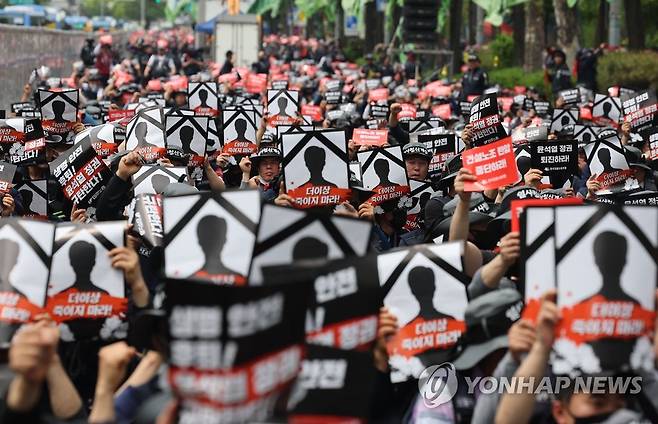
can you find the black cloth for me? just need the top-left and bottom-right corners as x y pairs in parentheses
(219, 60), (233, 75)
(95, 174), (132, 221)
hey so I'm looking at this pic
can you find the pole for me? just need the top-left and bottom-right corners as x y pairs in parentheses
(608, 0), (621, 46)
(140, 0), (145, 28)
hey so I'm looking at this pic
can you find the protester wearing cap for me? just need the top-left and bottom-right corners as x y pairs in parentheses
(461, 53), (489, 98)
(626, 146), (657, 191)
(240, 145), (282, 194)
(402, 142), (431, 181)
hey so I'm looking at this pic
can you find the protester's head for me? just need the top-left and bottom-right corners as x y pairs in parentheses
(0, 239), (19, 284)
(226, 50), (233, 61)
(403, 142), (431, 180)
(552, 387), (626, 424)
(467, 53), (480, 70)
(69, 240), (96, 280)
(253, 146), (282, 182)
(553, 50), (566, 65)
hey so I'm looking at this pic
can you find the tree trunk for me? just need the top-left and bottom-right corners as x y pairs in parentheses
(449, 0), (463, 74)
(364, 0), (380, 53)
(334, 0), (344, 47)
(595, 0), (607, 45)
(553, 0), (580, 65)
(624, 0), (644, 49)
(512, 4), (525, 67)
(468, 0), (476, 46)
(524, 0), (545, 72)
(609, 0), (622, 46)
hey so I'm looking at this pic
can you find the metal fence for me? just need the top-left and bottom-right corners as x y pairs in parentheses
(0, 25), (129, 112)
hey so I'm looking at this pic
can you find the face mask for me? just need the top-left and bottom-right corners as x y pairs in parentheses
(571, 411), (615, 424)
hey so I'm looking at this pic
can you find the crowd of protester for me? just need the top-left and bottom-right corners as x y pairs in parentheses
(0, 25), (657, 424)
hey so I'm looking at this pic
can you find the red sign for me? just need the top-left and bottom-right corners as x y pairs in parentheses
(301, 104), (323, 122)
(510, 197), (584, 233)
(398, 103), (417, 120)
(108, 109), (135, 122)
(462, 136), (518, 191)
(352, 128), (388, 146)
(432, 104), (452, 120)
(245, 73), (268, 94)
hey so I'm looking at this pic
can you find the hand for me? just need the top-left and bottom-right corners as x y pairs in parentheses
(73, 122), (86, 134)
(334, 202), (359, 218)
(374, 307), (398, 372)
(109, 240), (148, 308)
(239, 156), (252, 177)
(498, 231), (521, 267)
(95, 342), (136, 395)
(534, 290), (558, 352)
(620, 120), (631, 136)
(586, 173), (601, 198)
(454, 168), (477, 201)
(157, 157), (174, 168)
(23, 84), (31, 97)
(117, 151), (144, 181)
(247, 176), (259, 189)
(563, 187), (575, 197)
(9, 322), (59, 382)
(1, 195), (15, 217)
(508, 319), (536, 363)
(524, 168), (543, 188)
(358, 202), (375, 221)
(389, 102), (402, 116)
(70, 204), (87, 223)
(461, 124), (474, 147)
(274, 181), (294, 207)
(215, 153), (231, 168)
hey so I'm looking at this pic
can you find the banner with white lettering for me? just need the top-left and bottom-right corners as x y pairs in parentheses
(128, 193), (163, 252)
(468, 93), (507, 146)
(553, 204), (657, 375)
(621, 90), (658, 134)
(46, 221), (127, 341)
(165, 279), (309, 423)
(0, 117), (47, 165)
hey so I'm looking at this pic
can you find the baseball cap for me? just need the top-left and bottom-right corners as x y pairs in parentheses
(402, 142), (432, 161)
(487, 186), (541, 235)
(467, 53), (479, 62)
(251, 145), (282, 162)
(432, 193), (495, 236)
(437, 154), (462, 187)
(453, 288), (523, 370)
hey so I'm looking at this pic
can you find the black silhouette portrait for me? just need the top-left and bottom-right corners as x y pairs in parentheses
(374, 158), (395, 188)
(179, 125), (195, 153)
(560, 115), (569, 126)
(300, 146), (337, 187)
(150, 174), (170, 194)
(582, 132), (593, 143)
(516, 156), (531, 177)
(193, 215), (239, 277)
(231, 118), (249, 142)
(601, 101), (612, 119)
(291, 237), (329, 262)
(0, 239), (25, 298)
(408, 266), (454, 323)
(597, 148), (621, 173)
(134, 121), (157, 148)
(69, 240), (108, 294)
(19, 189), (39, 216)
(274, 97), (290, 117)
(198, 89), (209, 108)
(587, 231), (636, 371)
(52, 100), (67, 123)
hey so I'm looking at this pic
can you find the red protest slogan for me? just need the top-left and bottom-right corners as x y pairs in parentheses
(45, 288), (127, 323)
(108, 109), (135, 122)
(352, 129), (388, 146)
(558, 295), (655, 345)
(287, 183), (351, 209)
(387, 316), (465, 358)
(306, 314), (378, 351)
(0, 292), (44, 323)
(301, 104), (323, 121)
(369, 88), (388, 102)
(193, 107), (219, 117)
(463, 136), (517, 191)
(192, 269), (247, 286)
(367, 184), (410, 206)
(222, 140), (257, 156)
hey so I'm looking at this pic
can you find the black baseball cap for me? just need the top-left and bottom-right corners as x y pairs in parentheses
(402, 142), (432, 161)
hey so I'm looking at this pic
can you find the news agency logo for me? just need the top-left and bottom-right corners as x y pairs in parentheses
(417, 362), (459, 408)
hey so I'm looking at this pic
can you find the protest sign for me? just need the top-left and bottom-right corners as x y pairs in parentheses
(550, 109), (579, 135)
(558, 88), (581, 108)
(370, 103), (389, 119)
(621, 90), (658, 133)
(533, 101), (550, 117)
(281, 129), (351, 208)
(0, 161), (16, 196)
(163, 190), (261, 285)
(206, 118), (221, 157)
(401, 179), (436, 232)
(573, 124), (601, 147)
(187, 82), (219, 116)
(553, 204), (657, 375)
(165, 279), (309, 423)
(357, 145), (410, 205)
(47, 221), (127, 341)
(530, 140), (578, 175)
(245, 73), (267, 94)
(38, 89), (78, 141)
(222, 108), (258, 155)
(592, 94), (622, 127)
(49, 138), (111, 208)
(463, 136), (517, 191)
(108, 108), (135, 122)
(301, 104), (323, 122)
(0, 118), (46, 165)
(132, 165), (188, 195)
(378, 242), (468, 383)
(352, 128), (388, 147)
(276, 124), (314, 141)
(468, 93), (507, 146)
(622, 190), (658, 206)
(288, 344), (377, 422)
(165, 115), (208, 181)
(0, 219), (53, 344)
(267, 89), (300, 128)
(74, 122), (124, 158)
(584, 132), (637, 195)
(250, 204), (372, 285)
(415, 129), (457, 179)
(124, 106), (167, 163)
(646, 127), (658, 161)
(407, 118), (443, 135)
(127, 193), (163, 252)
(15, 179), (48, 218)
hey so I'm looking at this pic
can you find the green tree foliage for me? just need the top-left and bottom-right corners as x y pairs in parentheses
(80, 0), (166, 21)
